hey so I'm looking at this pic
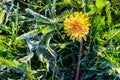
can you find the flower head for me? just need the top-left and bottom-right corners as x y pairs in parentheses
(64, 12), (91, 41)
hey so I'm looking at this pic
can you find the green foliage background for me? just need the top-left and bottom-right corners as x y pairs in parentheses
(0, 0), (120, 80)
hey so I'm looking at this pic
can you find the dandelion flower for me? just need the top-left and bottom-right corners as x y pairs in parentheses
(64, 12), (91, 41)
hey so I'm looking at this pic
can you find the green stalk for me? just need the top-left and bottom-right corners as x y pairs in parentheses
(75, 39), (83, 80)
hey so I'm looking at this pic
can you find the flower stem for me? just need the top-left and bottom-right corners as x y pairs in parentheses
(75, 39), (83, 80)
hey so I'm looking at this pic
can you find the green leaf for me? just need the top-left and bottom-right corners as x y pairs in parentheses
(96, 0), (107, 13)
(89, 67), (97, 70)
(94, 16), (105, 31)
(105, 2), (112, 26)
(98, 62), (110, 69)
(112, 23), (120, 28)
(18, 53), (34, 63)
(16, 30), (38, 40)
(103, 29), (120, 40)
(59, 42), (72, 49)
(96, 36), (105, 45)
(0, 10), (6, 23)
(25, 8), (51, 23)
(0, 57), (21, 68)
(19, 16), (33, 22)
(85, 71), (97, 79)
(42, 27), (54, 35)
(63, 0), (72, 4)
(46, 34), (57, 59)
